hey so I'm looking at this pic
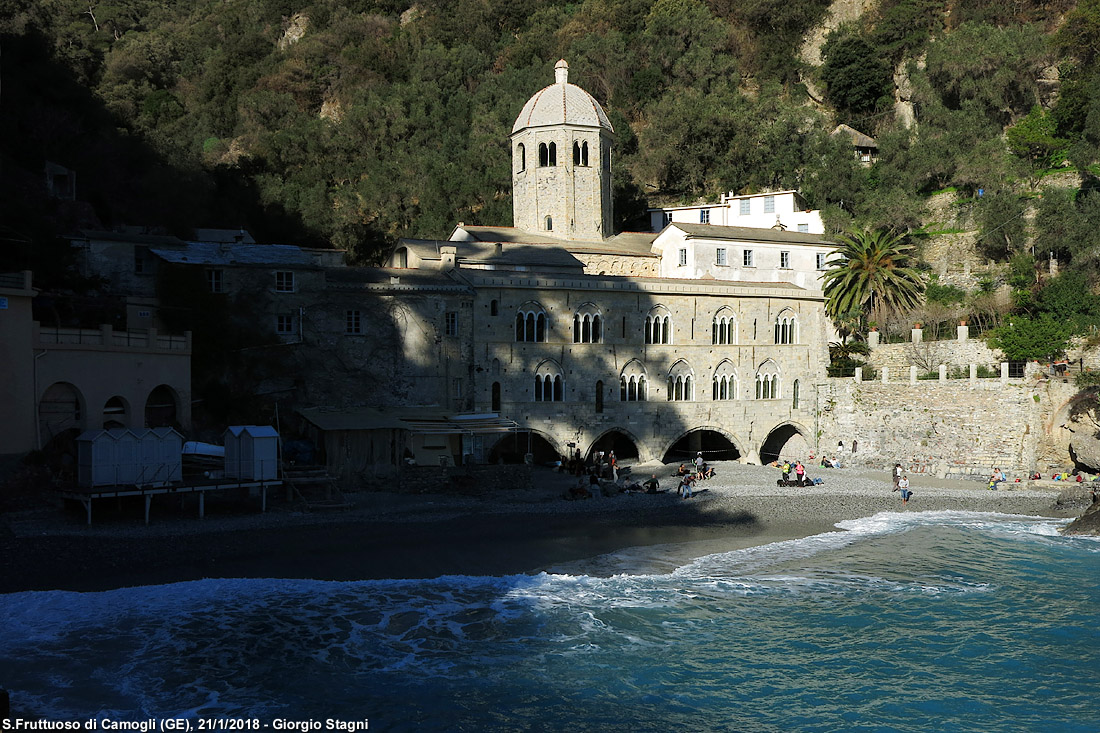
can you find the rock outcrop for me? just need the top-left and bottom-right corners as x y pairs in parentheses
(1062, 495), (1100, 535)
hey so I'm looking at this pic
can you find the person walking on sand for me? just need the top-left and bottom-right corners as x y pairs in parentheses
(782, 460), (791, 484)
(892, 463), (902, 491)
(896, 475), (912, 505)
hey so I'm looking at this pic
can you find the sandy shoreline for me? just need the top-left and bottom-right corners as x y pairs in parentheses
(0, 462), (1089, 594)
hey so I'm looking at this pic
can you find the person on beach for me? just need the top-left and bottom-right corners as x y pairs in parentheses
(795, 461), (805, 485)
(892, 463), (902, 491)
(679, 473), (696, 499)
(895, 475), (912, 505)
(782, 460), (791, 483)
(643, 474), (660, 493)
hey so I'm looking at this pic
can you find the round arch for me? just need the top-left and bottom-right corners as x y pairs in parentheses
(661, 426), (743, 464)
(759, 421), (812, 465)
(488, 429), (564, 465)
(144, 384), (179, 428)
(38, 381), (85, 448)
(585, 428), (641, 464)
(102, 395), (131, 430)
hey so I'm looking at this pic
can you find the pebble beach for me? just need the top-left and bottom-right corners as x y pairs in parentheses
(0, 462), (1091, 594)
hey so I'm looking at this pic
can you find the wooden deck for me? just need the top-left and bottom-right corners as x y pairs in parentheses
(59, 478), (284, 524)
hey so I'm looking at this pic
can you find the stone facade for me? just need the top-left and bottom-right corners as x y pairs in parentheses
(816, 377), (1042, 480)
(1, 271), (192, 457)
(510, 62), (614, 240)
(465, 270), (828, 464)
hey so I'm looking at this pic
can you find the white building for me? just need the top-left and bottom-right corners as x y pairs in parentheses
(649, 190), (825, 235)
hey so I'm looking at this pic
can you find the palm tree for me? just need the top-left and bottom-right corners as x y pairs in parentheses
(822, 229), (924, 330)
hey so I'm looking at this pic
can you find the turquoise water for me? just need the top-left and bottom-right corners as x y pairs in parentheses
(2, 511), (1099, 731)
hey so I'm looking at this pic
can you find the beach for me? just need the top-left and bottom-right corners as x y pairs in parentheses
(0, 462), (1089, 594)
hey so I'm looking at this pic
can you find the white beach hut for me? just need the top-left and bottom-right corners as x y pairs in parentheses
(136, 427), (184, 483)
(77, 429), (121, 487)
(224, 425), (280, 480)
(111, 428), (141, 485)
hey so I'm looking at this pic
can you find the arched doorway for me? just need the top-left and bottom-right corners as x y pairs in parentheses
(760, 423), (810, 465)
(662, 429), (741, 464)
(587, 429), (640, 463)
(488, 430), (561, 465)
(144, 385), (178, 428)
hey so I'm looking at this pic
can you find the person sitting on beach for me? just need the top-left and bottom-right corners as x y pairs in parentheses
(676, 464), (690, 477)
(643, 474), (661, 493)
(702, 464), (715, 480)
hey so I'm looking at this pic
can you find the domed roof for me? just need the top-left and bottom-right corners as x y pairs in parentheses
(511, 60), (614, 135)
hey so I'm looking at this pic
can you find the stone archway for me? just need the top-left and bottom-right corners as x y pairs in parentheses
(586, 428), (641, 464)
(39, 381), (85, 448)
(661, 427), (742, 464)
(488, 430), (563, 465)
(144, 384), (179, 428)
(759, 422), (811, 465)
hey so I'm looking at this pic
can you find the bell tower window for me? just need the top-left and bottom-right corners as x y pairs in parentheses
(545, 216), (553, 231)
(517, 143), (525, 172)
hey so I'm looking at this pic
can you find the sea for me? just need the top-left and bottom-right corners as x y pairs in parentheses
(2, 510), (1099, 732)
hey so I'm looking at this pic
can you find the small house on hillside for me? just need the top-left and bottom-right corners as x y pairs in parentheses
(832, 124), (878, 166)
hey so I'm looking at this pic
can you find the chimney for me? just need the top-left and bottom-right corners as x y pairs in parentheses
(440, 245), (458, 271)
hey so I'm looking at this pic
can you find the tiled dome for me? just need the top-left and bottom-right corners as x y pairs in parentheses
(511, 60), (614, 134)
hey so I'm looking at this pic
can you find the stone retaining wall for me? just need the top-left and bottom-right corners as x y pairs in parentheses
(816, 378), (1042, 480)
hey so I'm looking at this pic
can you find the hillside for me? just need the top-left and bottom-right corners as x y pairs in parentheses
(2, 0), (1098, 283)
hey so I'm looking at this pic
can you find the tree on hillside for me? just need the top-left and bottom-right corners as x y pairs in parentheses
(820, 34), (892, 122)
(822, 229), (925, 329)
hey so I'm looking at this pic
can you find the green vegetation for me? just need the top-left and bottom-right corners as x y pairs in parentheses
(1, 0), (1098, 278)
(822, 229), (924, 328)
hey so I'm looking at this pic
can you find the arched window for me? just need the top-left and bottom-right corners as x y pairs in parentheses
(573, 304), (602, 343)
(534, 360), (565, 402)
(492, 358), (501, 376)
(545, 215), (553, 231)
(573, 141), (581, 166)
(666, 360), (694, 401)
(619, 360), (648, 402)
(517, 143), (525, 172)
(582, 141), (589, 166)
(539, 143), (548, 167)
(490, 299), (498, 316)
(548, 141), (557, 166)
(102, 395), (129, 429)
(712, 307), (737, 345)
(515, 303), (548, 343)
(774, 309), (798, 345)
(491, 382), (501, 412)
(792, 379), (800, 409)
(711, 361), (739, 401)
(644, 305), (672, 344)
(755, 360), (780, 400)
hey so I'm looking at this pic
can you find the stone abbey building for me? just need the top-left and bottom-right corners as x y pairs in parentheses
(388, 60), (833, 466)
